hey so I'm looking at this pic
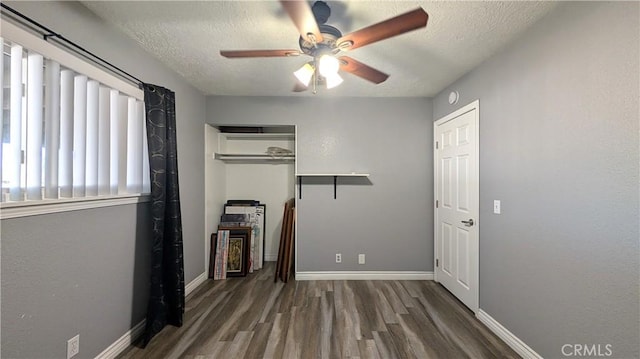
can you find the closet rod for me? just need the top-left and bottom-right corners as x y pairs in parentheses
(0, 3), (144, 89)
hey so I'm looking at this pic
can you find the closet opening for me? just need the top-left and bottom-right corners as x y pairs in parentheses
(204, 124), (296, 276)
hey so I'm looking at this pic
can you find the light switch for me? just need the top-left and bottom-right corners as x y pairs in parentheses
(493, 200), (501, 214)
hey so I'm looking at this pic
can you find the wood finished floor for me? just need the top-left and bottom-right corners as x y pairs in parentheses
(118, 262), (519, 359)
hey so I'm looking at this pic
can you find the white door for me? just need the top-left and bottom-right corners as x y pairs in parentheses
(434, 100), (479, 312)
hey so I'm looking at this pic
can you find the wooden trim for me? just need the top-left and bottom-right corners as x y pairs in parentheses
(295, 271), (434, 281)
(476, 309), (543, 359)
(185, 272), (208, 297)
(94, 320), (146, 359)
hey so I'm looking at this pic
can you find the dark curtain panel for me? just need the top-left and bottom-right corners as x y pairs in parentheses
(142, 83), (185, 347)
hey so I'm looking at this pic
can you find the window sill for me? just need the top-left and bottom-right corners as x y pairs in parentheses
(0, 194), (151, 219)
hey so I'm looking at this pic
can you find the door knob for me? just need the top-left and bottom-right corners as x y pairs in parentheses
(461, 219), (474, 227)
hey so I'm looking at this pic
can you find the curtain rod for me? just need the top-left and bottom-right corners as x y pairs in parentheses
(0, 3), (144, 89)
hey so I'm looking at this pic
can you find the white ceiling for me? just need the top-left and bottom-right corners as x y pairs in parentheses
(81, 1), (558, 97)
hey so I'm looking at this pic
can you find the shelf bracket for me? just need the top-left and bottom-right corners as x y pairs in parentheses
(298, 176), (302, 199)
(333, 176), (337, 199)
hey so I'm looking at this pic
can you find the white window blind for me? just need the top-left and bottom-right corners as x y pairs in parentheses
(44, 59), (60, 199)
(25, 51), (43, 200)
(126, 97), (144, 194)
(97, 86), (110, 196)
(8, 44), (22, 201)
(86, 79), (99, 197)
(72, 74), (87, 198)
(1, 33), (149, 204)
(59, 69), (74, 198)
(116, 94), (128, 195)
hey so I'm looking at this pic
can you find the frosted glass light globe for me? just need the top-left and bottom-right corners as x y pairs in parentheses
(318, 55), (339, 77)
(325, 73), (343, 89)
(294, 63), (314, 86)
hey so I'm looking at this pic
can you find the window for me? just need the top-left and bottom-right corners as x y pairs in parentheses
(1, 22), (149, 216)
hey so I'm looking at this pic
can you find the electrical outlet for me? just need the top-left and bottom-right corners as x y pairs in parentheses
(358, 254), (365, 265)
(493, 200), (501, 214)
(335, 253), (342, 263)
(67, 334), (79, 359)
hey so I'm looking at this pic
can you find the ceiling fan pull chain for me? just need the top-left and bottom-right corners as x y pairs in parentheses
(313, 59), (318, 94)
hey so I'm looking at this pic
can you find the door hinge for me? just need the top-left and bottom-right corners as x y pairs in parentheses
(436, 258), (439, 267)
(435, 141), (439, 149)
(436, 200), (439, 208)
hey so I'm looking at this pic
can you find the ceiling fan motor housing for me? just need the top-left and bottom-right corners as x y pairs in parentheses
(299, 24), (342, 56)
(298, 1), (342, 57)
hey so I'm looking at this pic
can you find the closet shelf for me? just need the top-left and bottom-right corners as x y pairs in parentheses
(216, 131), (295, 164)
(215, 153), (295, 162)
(220, 133), (295, 140)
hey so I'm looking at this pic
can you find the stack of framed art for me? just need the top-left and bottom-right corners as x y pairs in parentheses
(209, 200), (266, 279)
(210, 226), (252, 278)
(223, 201), (266, 271)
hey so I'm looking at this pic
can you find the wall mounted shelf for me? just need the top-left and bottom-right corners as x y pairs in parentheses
(295, 173), (370, 177)
(295, 173), (370, 199)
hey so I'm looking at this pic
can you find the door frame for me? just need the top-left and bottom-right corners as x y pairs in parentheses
(433, 99), (480, 313)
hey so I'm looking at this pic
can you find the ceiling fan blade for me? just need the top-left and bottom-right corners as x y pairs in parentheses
(220, 50), (301, 58)
(339, 56), (389, 84)
(279, 0), (324, 44)
(336, 8), (428, 51)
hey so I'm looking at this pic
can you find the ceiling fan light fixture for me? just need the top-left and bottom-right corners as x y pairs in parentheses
(318, 54), (340, 77)
(221, 1), (429, 93)
(325, 73), (343, 89)
(294, 63), (314, 87)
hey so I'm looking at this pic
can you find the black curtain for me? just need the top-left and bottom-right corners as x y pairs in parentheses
(141, 83), (185, 347)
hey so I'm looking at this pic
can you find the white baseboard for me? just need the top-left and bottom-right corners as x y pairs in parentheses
(295, 271), (434, 280)
(476, 309), (542, 359)
(185, 271), (208, 296)
(95, 272), (208, 359)
(264, 254), (277, 262)
(94, 320), (145, 359)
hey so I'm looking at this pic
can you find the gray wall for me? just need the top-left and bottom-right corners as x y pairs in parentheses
(207, 96), (433, 271)
(1, 1), (206, 358)
(433, 2), (639, 358)
(2, 205), (151, 358)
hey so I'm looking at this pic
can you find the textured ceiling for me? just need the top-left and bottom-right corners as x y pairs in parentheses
(81, 1), (558, 97)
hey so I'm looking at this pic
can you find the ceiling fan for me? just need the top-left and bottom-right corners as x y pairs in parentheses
(220, 0), (428, 93)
